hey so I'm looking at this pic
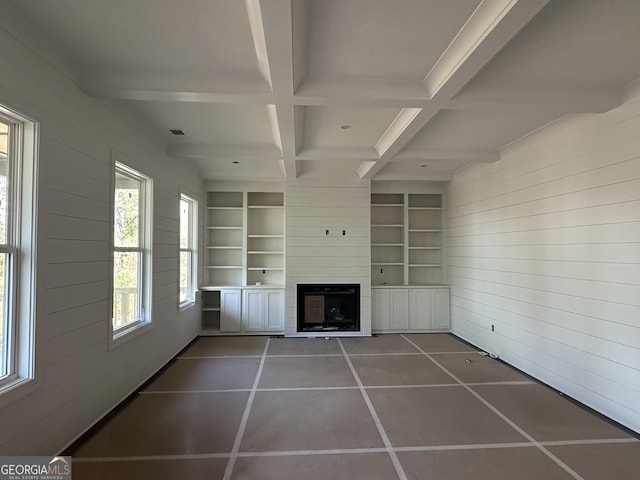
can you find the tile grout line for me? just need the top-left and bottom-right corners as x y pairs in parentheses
(337, 338), (409, 480)
(401, 334), (586, 480)
(73, 437), (640, 463)
(178, 350), (476, 360)
(222, 338), (271, 480)
(139, 380), (538, 396)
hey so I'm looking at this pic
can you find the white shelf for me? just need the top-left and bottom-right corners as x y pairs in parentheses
(372, 243), (404, 247)
(409, 264), (442, 267)
(207, 245), (243, 249)
(248, 250), (284, 254)
(247, 267), (284, 271)
(206, 265), (243, 269)
(202, 307), (221, 312)
(408, 207), (442, 211)
(372, 262), (404, 266)
(409, 246), (442, 250)
(207, 206), (243, 210)
(408, 228), (442, 232)
(372, 224), (403, 228)
(247, 234), (284, 238)
(207, 226), (243, 230)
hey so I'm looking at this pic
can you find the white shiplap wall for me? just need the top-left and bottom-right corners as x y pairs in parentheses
(285, 177), (371, 336)
(0, 6), (203, 454)
(446, 93), (640, 433)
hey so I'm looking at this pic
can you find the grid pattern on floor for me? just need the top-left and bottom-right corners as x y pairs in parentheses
(71, 334), (640, 480)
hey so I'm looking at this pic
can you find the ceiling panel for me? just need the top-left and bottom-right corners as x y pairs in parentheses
(459, 0), (640, 96)
(9, 0), (261, 76)
(128, 102), (276, 146)
(401, 109), (562, 153)
(302, 106), (400, 150)
(305, 0), (481, 81)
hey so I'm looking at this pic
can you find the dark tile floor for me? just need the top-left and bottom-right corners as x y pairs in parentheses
(70, 334), (640, 479)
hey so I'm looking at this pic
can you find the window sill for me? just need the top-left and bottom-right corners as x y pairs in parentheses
(0, 375), (38, 409)
(109, 320), (154, 350)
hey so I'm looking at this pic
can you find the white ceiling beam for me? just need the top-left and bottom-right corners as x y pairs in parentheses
(393, 149), (500, 163)
(296, 146), (379, 161)
(359, 0), (550, 180)
(246, 0), (302, 178)
(448, 84), (622, 113)
(80, 71), (271, 103)
(423, 0), (551, 99)
(167, 144), (282, 161)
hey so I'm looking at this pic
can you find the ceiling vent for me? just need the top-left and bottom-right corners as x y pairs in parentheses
(169, 129), (186, 135)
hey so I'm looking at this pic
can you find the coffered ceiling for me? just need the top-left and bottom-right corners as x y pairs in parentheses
(7, 0), (640, 181)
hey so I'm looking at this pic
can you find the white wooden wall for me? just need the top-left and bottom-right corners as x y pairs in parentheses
(0, 6), (203, 454)
(446, 92), (640, 433)
(285, 177), (371, 336)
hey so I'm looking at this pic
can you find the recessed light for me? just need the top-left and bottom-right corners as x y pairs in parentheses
(169, 129), (186, 135)
(232, 161), (239, 164)
(340, 124), (351, 130)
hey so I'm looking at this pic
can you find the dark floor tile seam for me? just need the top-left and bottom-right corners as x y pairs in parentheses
(222, 338), (271, 480)
(400, 334), (585, 480)
(337, 338), (409, 480)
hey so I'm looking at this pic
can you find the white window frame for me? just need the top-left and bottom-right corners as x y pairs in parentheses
(111, 161), (153, 341)
(179, 193), (197, 307)
(0, 104), (37, 398)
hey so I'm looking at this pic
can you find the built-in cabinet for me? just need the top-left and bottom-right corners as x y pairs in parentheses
(242, 289), (284, 332)
(202, 189), (285, 334)
(372, 286), (450, 333)
(201, 287), (284, 334)
(372, 288), (409, 330)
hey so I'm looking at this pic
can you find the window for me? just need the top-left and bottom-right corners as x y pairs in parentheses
(179, 194), (197, 306)
(112, 162), (152, 338)
(0, 105), (37, 394)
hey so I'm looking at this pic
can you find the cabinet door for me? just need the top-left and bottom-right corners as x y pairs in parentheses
(242, 290), (265, 331)
(264, 289), (284, 331)
(409, 288), (432, 330)
(389, 289), (409, 330)
(431, 288), (451, 330)
(372, 289), (390, 330)
(220, 289), (242, 332)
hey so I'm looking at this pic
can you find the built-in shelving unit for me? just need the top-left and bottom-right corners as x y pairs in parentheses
(247, 192), (284, 286)
(407, 193), (443, 285)
(371, 193), (405, 285)
(371, 192), (443, 285)
(205, 191), (244, 286)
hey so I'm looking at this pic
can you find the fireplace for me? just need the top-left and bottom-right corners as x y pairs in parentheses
(297, 284), (360, 332)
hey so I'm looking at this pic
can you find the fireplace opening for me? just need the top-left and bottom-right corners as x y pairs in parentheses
(297, 284), (360, 332)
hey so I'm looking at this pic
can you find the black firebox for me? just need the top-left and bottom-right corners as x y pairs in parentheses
(297, 284), (360, 332)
